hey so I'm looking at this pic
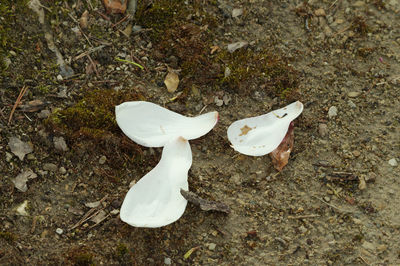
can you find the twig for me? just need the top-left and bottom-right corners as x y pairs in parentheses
(288, 214), (320, 219)
(329, 0), (339, 9)
(180, 189), (231, 214)
(312, 195), (353, 213)
(74, 45), (105, 60)
(69, 195), (108, 230)
(95, 10), (110, 21)
(112, 15), (129, 28)
(8, 86), (28, 125)
(86, 54), (99, 77)
(31, 216), (38, 234)
(67, 13), (93, 47)
(359, 256), (370, 265)
(130, 50), (148, 71)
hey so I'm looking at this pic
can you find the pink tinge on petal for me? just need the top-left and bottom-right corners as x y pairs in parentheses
(269, 121), (295, 171)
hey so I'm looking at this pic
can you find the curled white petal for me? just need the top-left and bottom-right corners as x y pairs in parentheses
(227, 101), (303, 156)
(115, 101), (218, 147)
(120, 137), (192, 228)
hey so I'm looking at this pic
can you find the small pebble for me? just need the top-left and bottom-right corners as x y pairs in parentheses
(347, 91), (361, 98)
(208, 243), (216, 251)
(232, 8), (243, 18)
(328, 106), (337, 119)
(54, 137), (69, 152)
(348, 100), (356, 109)
(214, 97), (223, 107)
(43, 163), (58, 172)
(318, 123), (328, 137)
(358, 176), (367, 190)
(37, 109), (51, 119)
(314, 8), (326, 17)
(164, 258), (172, 265)
(388, 158), (398, 167)
(99, 155), (107, 165)
(6, 152), (13, 162)
(56, 228), (63, 235)
(59, 167), (67, 174)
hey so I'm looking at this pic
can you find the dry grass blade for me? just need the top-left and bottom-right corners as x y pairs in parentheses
(8, 86), (28, 125)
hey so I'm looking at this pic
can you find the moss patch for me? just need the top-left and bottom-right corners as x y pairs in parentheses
(216, 48), (300, 97)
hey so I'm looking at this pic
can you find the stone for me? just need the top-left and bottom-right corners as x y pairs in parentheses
(53, 136), (69, 152)
(314, 8), (326, 17)
(6, 152), (13, 162)
(362, 241), (375, 251)
(358, 176), (367, 190)
(8, 137), (33, 161)
(37, 109), (51, 119)
(348, 100), (356, 109)
(388, 158), (398, 167)
(164, 258), (172, 265)
(328, 106), (337, 119)
(353, 1), (366, 7)
(59, 167), (67, 174)
(12, 170), (37, 192)
(227, 41), (248, 53)
(232, 8), (243, 18)
(56, 228), (63, 235)
(348, 91), (361, 98)
(43, 163), (58, 172)
(319, 123), (328, 137)
(99, 155), (107, 165)
(208, 243), (216, 251)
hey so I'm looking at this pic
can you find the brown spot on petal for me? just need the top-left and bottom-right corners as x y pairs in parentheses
(239, 125), (252, 136)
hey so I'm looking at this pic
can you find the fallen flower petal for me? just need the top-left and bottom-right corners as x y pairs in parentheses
(116, 101), (218, 147)
(120, 137), (192, 228)
(227, 101), (303, 156)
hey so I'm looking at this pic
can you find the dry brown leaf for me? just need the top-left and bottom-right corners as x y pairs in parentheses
(79, 10), (89, 29)
(164, 68), (180, 93)
(102, 0), (127, 14)
(269, 122), (295, 171)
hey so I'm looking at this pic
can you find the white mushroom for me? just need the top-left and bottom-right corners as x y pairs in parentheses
(227, 101), (303, 156)
(120, 137), (192, 228)
(115, 101), (219, 147)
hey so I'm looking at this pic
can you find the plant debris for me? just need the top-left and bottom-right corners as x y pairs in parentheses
(269, 121), (295, 171)
(180, 189), (230, 214)
(12, 169), (37, 192)
(8, 137), (33, 161)
(164, 68), (180, 93)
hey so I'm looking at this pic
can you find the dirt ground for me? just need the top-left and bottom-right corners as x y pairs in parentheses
(1, 0), (399, 265)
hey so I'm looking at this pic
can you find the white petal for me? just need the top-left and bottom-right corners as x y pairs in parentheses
(120, 137), (192, 228)
(227, 101), (303, 156)
(116, 101), (218, 147)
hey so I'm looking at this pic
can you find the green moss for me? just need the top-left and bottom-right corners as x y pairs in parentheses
(216, 48), (299, 97)
(0, 231), (17, 243)
(66, 247), (95, 266)
(46, 89), (142, 139)
(135, 0), (188, 40)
